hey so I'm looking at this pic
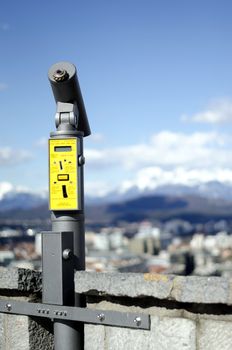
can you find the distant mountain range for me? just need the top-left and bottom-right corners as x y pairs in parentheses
(1, 181), (232, 224)
(86, 193), (232, 226)
(0, 191), (46, 211)
(86, 180), (232, 204)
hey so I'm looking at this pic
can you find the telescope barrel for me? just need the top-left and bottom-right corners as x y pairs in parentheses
(48, 61), (91, 137)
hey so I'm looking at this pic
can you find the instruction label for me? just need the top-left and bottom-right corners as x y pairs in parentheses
(49, 138), (79, 210)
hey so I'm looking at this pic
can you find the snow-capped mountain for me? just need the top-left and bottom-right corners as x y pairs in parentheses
(86, 181), (232, 204)
(1, 180), (232, 212)
(0, 183), (47, 211)
(0, 191), (46, 211)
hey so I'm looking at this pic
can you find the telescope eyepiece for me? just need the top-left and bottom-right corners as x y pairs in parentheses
(48, 61), (91, 137)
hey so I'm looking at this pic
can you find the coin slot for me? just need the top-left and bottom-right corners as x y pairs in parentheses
(58, 174), (69, 181)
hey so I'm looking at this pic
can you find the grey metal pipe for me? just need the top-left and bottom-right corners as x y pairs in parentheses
(54, 321), (84, 350)
(51, 213), (86, 349)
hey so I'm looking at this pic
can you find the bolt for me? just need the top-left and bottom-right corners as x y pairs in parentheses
(5, 303), (12, 311)
(134, 316), (142, 327)
(97, 313), (105, 322)
(78, 155), (85, 166)
(53, 69), (68, 82)
(62, 249), (72, 260)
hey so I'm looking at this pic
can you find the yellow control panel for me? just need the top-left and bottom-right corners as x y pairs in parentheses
(49, 138), (79, 210)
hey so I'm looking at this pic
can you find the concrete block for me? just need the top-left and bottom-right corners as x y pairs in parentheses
(0, 314), (53, 350)
(84, 324), (105, 350)
(198, 319), (232, 350)
(0, 313), (4, 350)
(0, 267), (42, 293)
(106, 326), (150, 350)
(153, 316), (196, 350)
(75, 271), (232, 305)
(3, 314), (29, 350)
(172, 276), (229, 304)
(75, 272), (174, 299)
(0, 268), (18, 290)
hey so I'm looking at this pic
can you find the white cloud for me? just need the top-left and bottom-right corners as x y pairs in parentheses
(120, 167), (232, 193)
(85, 131), (230, 171)
(85, 181), (112, 197)
(0, 182), (13, 200)
(0, 147), (32, 165)
(0, 181), (46, 200)
(182, 98), (232, 124)
(3, 129), (231, 199)
(84, 130), (232, 197)
(85, 166), (232, 198)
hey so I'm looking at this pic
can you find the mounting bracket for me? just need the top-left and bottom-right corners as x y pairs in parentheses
(0, 300), (150, 330)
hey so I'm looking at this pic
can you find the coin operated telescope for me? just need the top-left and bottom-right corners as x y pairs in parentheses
(48, 61), (90, 212)
(46, 61), (91, 349)
(0, 62), (150, 350)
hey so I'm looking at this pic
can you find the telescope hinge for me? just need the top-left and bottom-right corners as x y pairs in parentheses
(55, 101), (79, 130)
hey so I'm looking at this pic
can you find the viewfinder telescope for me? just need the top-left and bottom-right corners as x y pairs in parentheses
(48, 61), (91, 137)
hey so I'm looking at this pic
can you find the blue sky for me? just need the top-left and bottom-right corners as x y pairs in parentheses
(1, 0), (232, 197)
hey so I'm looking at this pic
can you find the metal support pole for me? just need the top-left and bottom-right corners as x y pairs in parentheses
(49, 133), (86, 350)
(51, 212), (86, 350)
(54, 321), (83, 350)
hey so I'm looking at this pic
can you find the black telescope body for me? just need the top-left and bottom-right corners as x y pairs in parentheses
(48, 61), (91, 137)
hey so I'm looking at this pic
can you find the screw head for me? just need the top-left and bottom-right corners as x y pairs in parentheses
(97, 313), (105, 322)
(5, 303), (12, 311)
(62, 249), (72, 260)
(78, 155), (85, 166)
(134, 316), (142, 327)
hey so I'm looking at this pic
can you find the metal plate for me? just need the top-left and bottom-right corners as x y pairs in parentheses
(0, 300), (150, 330)
(49, 138), (79, 210)
(42, 231), (74, 305)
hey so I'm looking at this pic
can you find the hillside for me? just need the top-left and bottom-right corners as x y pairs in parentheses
(86, 194), (232, 225)
(1, 192), (232, 226)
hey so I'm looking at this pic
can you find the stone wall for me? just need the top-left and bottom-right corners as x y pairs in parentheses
(76, 272), (232, 350)
(0, 267), (53, 350)
(1, 268), (232, 349)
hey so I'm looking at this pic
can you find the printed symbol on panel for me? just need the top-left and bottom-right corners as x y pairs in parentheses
(62, 185), (68, 198)
(57, 174), (69, 181)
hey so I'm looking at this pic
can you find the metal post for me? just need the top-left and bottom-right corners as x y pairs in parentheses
(51, 137), (86, 350)
(43, 61), (91, 350)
